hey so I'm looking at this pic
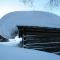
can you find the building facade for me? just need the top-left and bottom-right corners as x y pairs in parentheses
(17, 26), (60, 55)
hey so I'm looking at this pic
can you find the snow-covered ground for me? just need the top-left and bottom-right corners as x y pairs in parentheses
(0, 36), (22, 47)
(0, 35), (60, 60)
(0, 45), (60, 60)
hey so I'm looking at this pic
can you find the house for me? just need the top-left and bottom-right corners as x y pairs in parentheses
(17, 25), (60, 55)
(0, 11), (60, 55)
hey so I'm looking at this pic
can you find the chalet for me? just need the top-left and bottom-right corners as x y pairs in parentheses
(0, 11), (60, 55)
(17, 26), (60, 55)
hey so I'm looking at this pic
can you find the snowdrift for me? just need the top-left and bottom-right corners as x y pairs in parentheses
(0, 45), (60, 60)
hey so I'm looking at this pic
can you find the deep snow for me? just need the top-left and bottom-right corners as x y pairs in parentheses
(0, 45), (60, 60)
(0, 11), (60, 39)
(0, 36), (22, 47)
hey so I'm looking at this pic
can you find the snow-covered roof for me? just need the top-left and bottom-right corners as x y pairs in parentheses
(0, 11), (60, 38)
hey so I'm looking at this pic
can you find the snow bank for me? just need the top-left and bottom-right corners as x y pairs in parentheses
(0, 36), (22, 47)
(0, 45), (60, 60)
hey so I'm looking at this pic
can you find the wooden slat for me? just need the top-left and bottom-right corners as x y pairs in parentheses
(17, 26), (60, 55)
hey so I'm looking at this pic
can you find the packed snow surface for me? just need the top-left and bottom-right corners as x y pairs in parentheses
(0, 45), (60, 60)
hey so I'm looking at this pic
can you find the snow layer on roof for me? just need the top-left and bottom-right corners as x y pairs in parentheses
(0, 11), (60, 38)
